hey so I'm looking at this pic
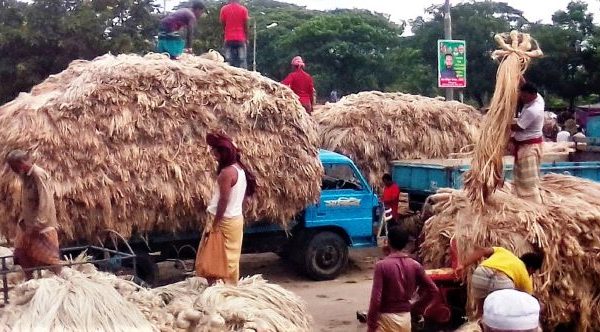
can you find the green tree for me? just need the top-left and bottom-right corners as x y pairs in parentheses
(409, 1), (528, 106)
(386, 47), (437, 96)
(275, 10), (406, 96)
(528, 1), (598, 109)
(0, 0), (158, 104)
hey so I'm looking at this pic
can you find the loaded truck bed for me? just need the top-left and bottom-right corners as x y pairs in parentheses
(392, 156), (600, 210)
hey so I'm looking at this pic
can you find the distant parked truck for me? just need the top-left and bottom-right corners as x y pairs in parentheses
(391, 156), (600, 211)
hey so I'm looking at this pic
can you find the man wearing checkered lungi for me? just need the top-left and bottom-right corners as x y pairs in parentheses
(7, 150), (62, 278)
(511, 82), (545, 204)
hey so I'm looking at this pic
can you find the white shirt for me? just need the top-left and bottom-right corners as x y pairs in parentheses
(556, 130), (571, 143)
(515, 93), (545, 141)
(207, 165), (247, 218)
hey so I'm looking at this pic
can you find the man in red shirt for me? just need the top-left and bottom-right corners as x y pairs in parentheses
(382, 174), (401, 222)
(220, 0), (249, 69)
(282, 56), (315, 114)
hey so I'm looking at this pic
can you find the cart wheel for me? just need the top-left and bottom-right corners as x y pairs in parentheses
(135, 252), (159, 286)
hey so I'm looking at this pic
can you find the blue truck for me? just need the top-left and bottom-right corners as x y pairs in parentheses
(129, 149), (382, 284)
(130, 149), (600, 285)
(391, 157), (600, 211)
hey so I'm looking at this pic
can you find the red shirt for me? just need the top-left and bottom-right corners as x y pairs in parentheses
(367, 254), (439, 331)
(382, 183), (401, 219)
(220, 3), (249, 42)
(281, 69), (314, 107)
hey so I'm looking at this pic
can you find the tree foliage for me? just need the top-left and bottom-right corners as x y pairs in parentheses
(1, 0), (600, 108)
(528, 1), (598, 108)
(0, 0), (159, 104)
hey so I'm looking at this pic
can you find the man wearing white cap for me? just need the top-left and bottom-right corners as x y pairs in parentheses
(483, 289), (541, 332)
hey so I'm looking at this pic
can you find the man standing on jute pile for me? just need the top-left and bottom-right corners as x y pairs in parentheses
(220, 0), (250, 69)
(6, 150), (62, 278)
(511, 82), (545, 203)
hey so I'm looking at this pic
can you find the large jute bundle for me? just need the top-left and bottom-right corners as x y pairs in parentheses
(0, 268), (154, 332)
(420, 174), (600, 330)
(314, 91), (481, 187)
(0, 53), (322, 241)
(0, 264), (312, 332)
(191, 275), (312, 332)
(463, 31), (543, 206)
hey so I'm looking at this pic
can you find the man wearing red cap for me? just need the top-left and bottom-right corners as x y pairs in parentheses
(282, 56), (315, 114)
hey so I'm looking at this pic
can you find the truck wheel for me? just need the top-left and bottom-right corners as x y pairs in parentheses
(301, 231), (348, 281)
(135, 252), (159, 287)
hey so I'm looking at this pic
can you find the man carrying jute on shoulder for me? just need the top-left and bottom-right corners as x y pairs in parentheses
(511, 82), (545, 203)
(6, 150), (62, 278)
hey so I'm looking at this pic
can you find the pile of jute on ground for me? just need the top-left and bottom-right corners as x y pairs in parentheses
(463, 31), (543, 206)
(314, 91), (481, 186)
(1, 264), (312, 332)
(420, 174), (600, 330)
(0, 53), (322, 241)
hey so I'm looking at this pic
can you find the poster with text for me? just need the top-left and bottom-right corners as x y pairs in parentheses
(438, 40), (466, 88)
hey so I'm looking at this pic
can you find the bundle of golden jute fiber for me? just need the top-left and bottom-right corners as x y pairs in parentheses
(463, 31), (543, 206)
(0, 268), (155, 332)
(314, 91), (481, 187)
(0, 53), (322, 242)
(1, 262), (312, 332)
(419, 174), (600, 330)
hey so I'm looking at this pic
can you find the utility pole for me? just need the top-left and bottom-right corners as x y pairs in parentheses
(444, 0), (454, 101)
(253, 20), (257, 71)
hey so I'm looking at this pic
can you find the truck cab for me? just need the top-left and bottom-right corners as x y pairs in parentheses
(244, 150), (380, 280)
(129, 150), (380, 284)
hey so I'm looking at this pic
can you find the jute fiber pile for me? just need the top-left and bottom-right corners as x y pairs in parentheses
(463, 31), (543, 206)
(0, 53), (322, 241)
(1, 264), (312, 332)
(420, 174), (600, 330)
(314, 91), (481, 187)
(0, 268), (154, 332)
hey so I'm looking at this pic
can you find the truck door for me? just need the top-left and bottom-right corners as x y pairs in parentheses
(314, 163), (374, 243)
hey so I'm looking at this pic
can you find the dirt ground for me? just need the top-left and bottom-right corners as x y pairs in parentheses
(158, 247), (382, 331)
(240, 248), (382, 332)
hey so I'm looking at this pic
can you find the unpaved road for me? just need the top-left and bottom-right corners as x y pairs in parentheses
(159, 247), (383, 331)
(239, 248), (382, 332)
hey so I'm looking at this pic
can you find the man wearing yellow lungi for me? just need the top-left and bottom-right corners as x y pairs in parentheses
(511, 82), (545, 204)
(197, 132), (257, 285)
(6, 150), (62, 278)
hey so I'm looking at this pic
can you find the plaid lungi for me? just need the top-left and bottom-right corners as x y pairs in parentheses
(513, 143), (543, 203)
(14, 226), (61, 277)
(471, 266), (515, 300)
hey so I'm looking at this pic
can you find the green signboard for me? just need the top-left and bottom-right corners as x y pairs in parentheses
(438, 40), (466, 88)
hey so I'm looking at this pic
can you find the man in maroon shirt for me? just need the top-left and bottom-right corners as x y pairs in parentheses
(367, 226), (440, 332)
(220, 0), (249, 69)
(282, 56), (315, 114)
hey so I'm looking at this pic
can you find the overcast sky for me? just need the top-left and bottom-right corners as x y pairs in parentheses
(274, 0), (600, 27)
(163, 0), (600, 33)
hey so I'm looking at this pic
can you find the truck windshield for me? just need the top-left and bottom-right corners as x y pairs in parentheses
(322, 164), (363, 191)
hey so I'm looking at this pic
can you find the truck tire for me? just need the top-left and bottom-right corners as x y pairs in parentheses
(301, 231), (348, 281)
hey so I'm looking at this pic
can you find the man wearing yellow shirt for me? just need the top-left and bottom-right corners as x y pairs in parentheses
(455, 247), (544, 317)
